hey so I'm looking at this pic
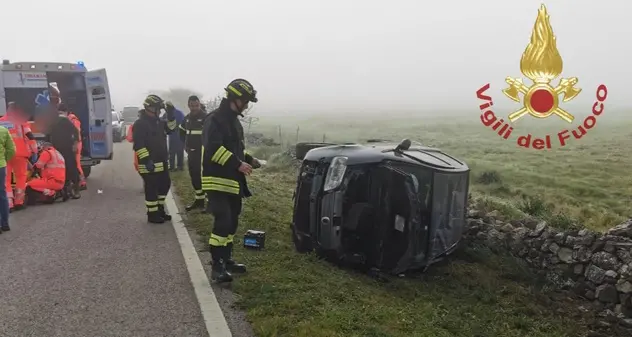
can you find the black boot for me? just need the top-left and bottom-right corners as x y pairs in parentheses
(158, 205), (172, 221)
(226, 242), (247, 273)
(147, 211), (165, 224)
(210, 246), (233, 283)
(185, 199), (205, 212)
(0, 224), (9, 231)
(71, 182), (81, 199)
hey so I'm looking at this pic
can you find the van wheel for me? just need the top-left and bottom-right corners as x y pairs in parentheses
(295, 142), (336, 160)
(82, 166), (91, 178)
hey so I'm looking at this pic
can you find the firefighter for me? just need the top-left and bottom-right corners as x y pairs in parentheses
(132, 95), (177, 223)
(202, 79), (262, 283)
(26, 142), (66, 204)
(59, 104), (87, 190)
(0, 102), (37, 211)
(179, 95), (208, 211)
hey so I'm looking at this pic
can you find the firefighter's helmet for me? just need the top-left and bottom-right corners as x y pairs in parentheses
(143, 94), (165, 110)
(225, 79), (258, 103)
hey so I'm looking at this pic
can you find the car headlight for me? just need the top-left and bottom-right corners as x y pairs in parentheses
(323, 156), (348, 192)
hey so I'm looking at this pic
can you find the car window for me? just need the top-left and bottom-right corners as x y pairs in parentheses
(112, 112), (120, 122)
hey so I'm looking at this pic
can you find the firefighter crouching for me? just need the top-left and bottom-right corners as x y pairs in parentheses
(202, 79), (262, 283)
(0, 102), (37, 211)
(26, 142), (67, 204)
(132, 95), (177, 223)
(179, 95), (208, 211)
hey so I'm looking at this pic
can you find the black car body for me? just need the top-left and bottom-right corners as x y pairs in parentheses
(291, 141), (470, 274)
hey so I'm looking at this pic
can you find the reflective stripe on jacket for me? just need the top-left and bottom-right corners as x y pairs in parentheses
(35, 147), (66, 183)
(0, 115), (35, 157)
(201, 99), (251, 197)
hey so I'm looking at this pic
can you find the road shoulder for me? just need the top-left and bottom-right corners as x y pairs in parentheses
(168, 179), (256, 337)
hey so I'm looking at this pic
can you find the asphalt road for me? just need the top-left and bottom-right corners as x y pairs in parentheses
(0, 143), (209, 337)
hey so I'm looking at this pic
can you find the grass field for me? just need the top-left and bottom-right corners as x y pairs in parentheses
(250, 116), (632, 231)
(173, 169), (606, 337)
(171, 115), (631, 336)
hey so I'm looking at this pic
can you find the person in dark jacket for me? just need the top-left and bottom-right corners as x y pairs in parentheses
(44, 85), (81, 199)
(168, 106), (185, 171)
(179, 95), (208, 211)
(132, 94), (177, 223)
(202, 79), (261, 283)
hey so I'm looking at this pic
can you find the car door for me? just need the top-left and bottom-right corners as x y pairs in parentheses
(371, 164), (422, 273)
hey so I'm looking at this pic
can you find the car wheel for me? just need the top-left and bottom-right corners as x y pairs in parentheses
(295, 142), (336, 160)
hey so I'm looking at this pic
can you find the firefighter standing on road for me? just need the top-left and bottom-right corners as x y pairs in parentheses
(179, 95), (208, 211)
(202, 79), (261, 283)
(132, 95), (177, 223)
(0, 103), (37, 211)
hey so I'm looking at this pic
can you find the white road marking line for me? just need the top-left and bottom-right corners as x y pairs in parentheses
(165, 191), (232, 337)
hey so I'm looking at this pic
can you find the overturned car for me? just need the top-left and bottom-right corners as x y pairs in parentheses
(291, 139), (470, 275)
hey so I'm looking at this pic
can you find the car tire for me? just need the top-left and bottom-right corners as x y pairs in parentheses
(82, 166), (91, 178)
(295, 142), (336, 160)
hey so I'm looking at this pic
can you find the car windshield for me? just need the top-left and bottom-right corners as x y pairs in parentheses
(112, 112), (119, 122)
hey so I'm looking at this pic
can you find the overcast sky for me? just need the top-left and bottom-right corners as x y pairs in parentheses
(2, 0), (630, 115)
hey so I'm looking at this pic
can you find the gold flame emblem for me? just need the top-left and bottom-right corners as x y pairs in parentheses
(502, 4), (581, 123)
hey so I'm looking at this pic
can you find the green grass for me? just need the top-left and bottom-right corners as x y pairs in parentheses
(249, 116), (632, 231)
(170, 115), (632, 336)
(171, 167), (613, 337)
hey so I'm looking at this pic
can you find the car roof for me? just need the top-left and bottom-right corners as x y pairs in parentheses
(303, 142), (469, 172)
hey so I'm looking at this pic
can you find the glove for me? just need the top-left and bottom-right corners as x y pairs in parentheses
(165, 101), (175, 119)
(145, 160), (155, 172)
(29, 154), (38, 165)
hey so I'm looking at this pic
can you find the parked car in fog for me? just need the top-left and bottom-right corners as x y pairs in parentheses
(112, 110), (124, 142)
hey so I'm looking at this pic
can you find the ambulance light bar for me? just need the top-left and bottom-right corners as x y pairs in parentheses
(0, 61), (87, 72)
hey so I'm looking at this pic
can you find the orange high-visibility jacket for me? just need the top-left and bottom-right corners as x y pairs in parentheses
(126, 125), (138, 171)
(0, 115), (36, 157)
(67, 113), (81, 132)
(35, 146), (66, 182)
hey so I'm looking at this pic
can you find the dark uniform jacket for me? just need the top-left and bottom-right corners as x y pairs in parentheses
(47, 115), (79, 152)
(201, 99), (254, 197)
(132, 110), (177, 174)
(179, 111), (208, 152)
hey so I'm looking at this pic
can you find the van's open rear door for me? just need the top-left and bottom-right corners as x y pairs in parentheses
(85, 69), (113, 159)
(0, 70), (6, 116)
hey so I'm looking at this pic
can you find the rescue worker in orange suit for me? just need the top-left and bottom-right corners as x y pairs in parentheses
(26, 142), (66, 204)
(202, 79), (262, 283)
(126, 110), (141, 174)
(132, 95), (177, 223)
(58, 104), (87, 190)
(0, 102), (37, 211)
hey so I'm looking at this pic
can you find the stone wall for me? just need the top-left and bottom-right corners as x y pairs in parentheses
(465, 208), (632, 329)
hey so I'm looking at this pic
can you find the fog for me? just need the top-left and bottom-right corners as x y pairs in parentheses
(2, 0), (630, 116)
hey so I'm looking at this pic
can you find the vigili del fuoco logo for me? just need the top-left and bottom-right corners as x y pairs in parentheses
(475, 4), (608, 149)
